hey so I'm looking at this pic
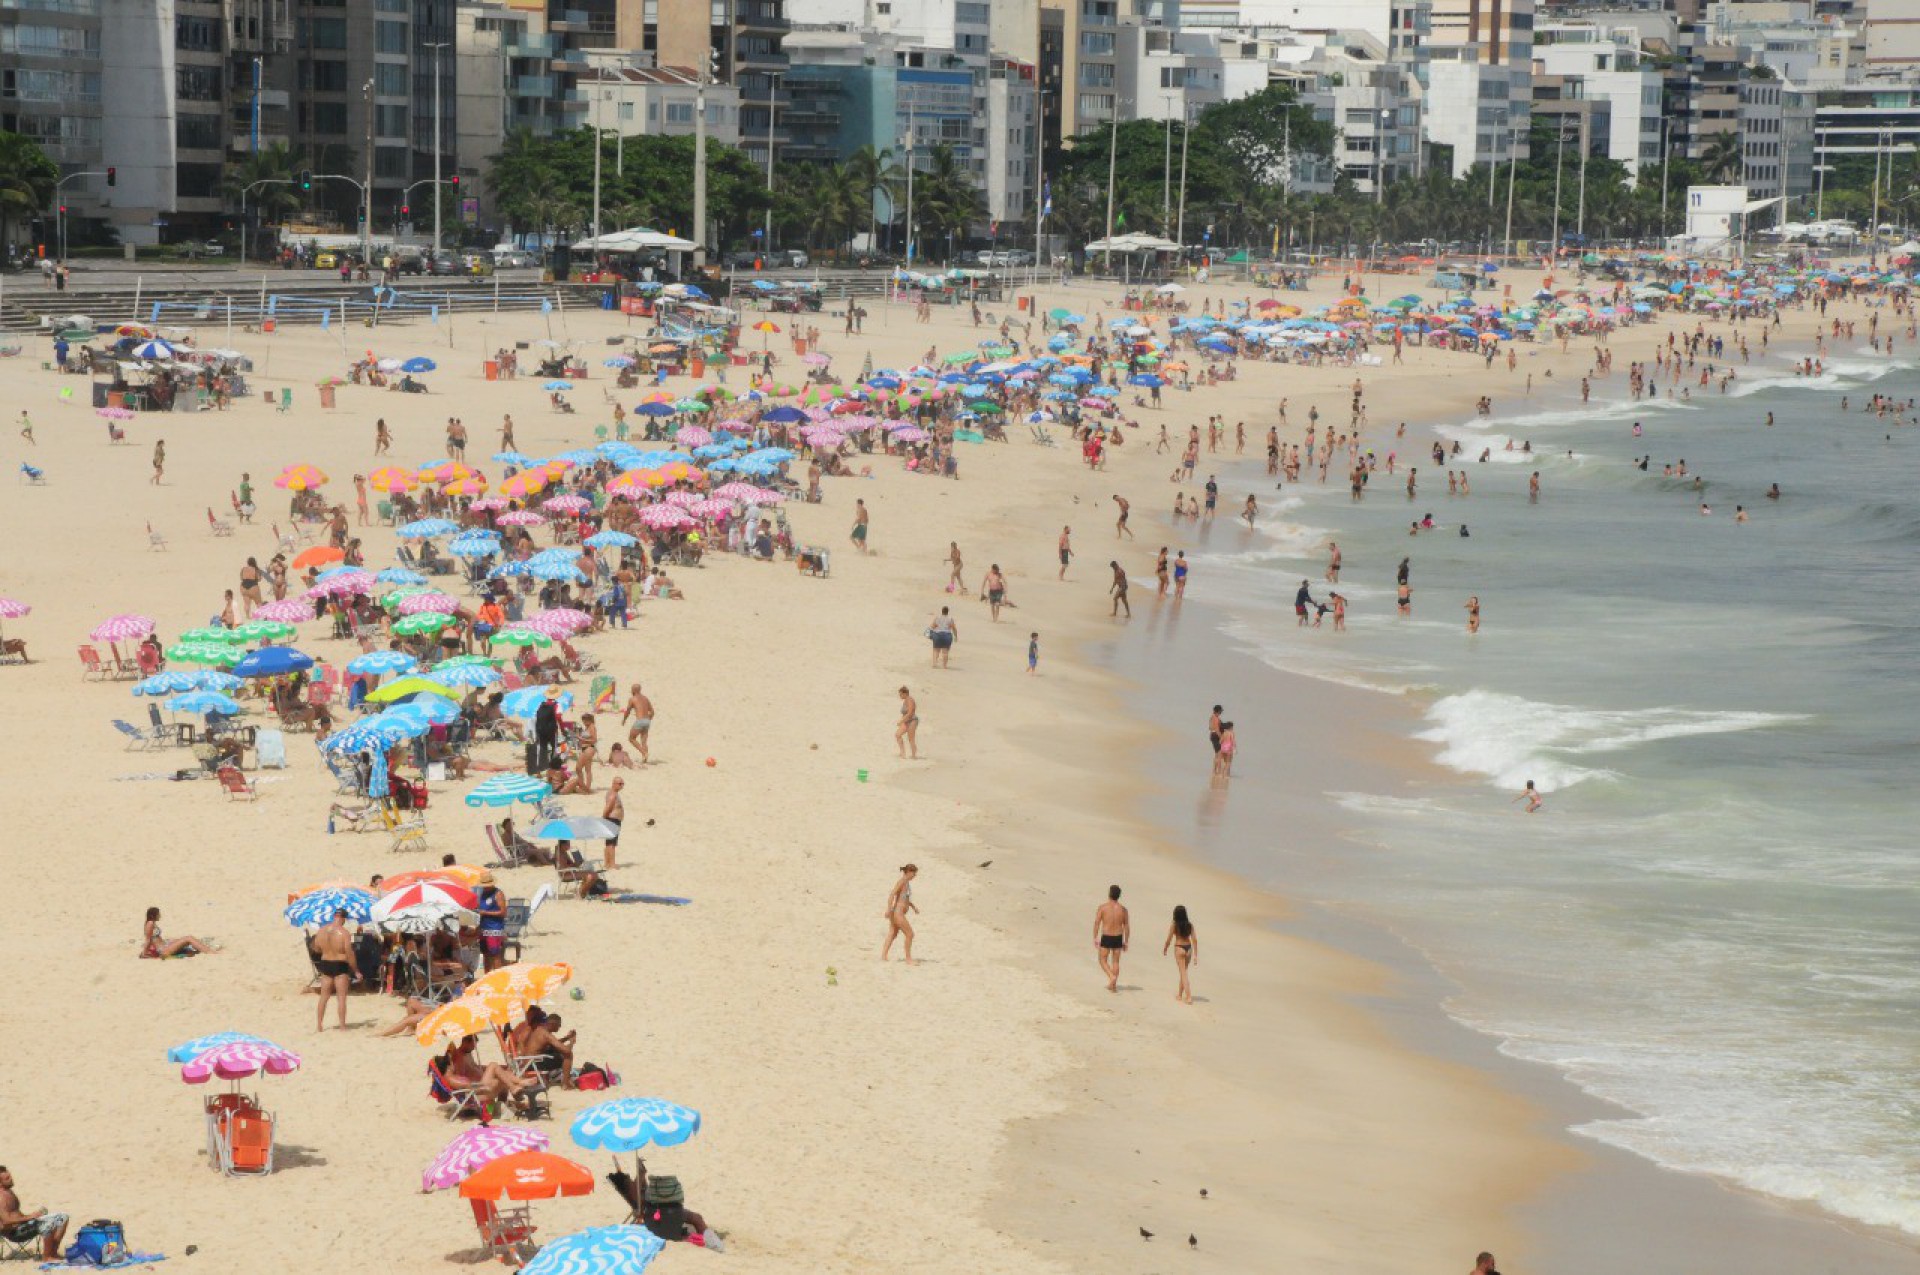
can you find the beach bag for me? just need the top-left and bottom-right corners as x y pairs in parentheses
(69, 1219), (128, 1266)
(576, 1063), (618, 1090)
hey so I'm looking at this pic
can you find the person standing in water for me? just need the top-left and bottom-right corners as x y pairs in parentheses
(1109, 561), (1131, 618)
(1163, 906), (1198, 1004)
(881, 864), (919, 964)
(1514, 780), (1542, 813)
(1465, 596), (1481, 633)
(1094, 885), (1130, 993)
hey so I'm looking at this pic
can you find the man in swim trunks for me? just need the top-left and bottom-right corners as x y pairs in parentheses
(850, 499), (869, 553)
(1208, 704), (1223, 758)
(1112, 494), (1133, 540)
(1203, 476), (1218, 519)
(313, 908), (360, 1031)
(622, 682), (655, 763)
(1295, 580), (1315, 627)
(1109, 561), (1130, 618)
(0, 1168), (66, 1262)
(1058, 525), (1073, 580)
(1094, 885), (1130, 993)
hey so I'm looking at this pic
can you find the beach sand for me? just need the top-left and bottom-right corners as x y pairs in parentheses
(0, 264), (1900, 1273)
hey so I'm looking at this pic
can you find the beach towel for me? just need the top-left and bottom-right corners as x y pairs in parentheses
(38, 1256), (166, 1271)
(254, 729), (288, 769)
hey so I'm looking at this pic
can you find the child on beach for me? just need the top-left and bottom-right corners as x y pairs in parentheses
(1213, 723), (1236, 776)
(1027, 632), (1039, 675)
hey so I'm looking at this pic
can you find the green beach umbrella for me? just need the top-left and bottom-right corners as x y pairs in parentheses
(234, 619), (296, 643)
(966, 401), (1003, 415)
(167, 641), (243, 666)
(489, 628), (552, 649)
(380, 585), (434, 610)
(435, 654), (502, 668)
(392, 612), (455, 636)
(180, 625), (245, 644)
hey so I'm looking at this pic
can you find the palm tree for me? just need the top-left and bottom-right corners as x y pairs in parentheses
(1700, 130), (1743, 184)
(488, 128), (554, 235)
(0, 132), (57, 252)
(913, 144), (982, 261)
(844, 144), (904, 251)
(224, 142), (299, 258)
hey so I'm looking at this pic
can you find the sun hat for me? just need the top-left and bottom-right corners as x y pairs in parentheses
(644, 1175), (684, 1206)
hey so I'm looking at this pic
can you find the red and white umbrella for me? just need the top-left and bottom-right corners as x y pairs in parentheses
(714, 482), (784, 504)
(675, 426), (714, 447)
(526, 608), (593, 636)
(541, 494), (591, 515)
(396, 592), (459, 616)
(0, 598), (30, 619)
(253, 598), (315, 623)
(636, 505), (697, 531)
(497, 510), (545, 527)
(181, 1039), (302, 1084)
(307, 570), (374, 598)
(422, 1124), (550, 1193)
(663, 490), (702, 508)
(378, 879), (477, 914)
(691, 499), (734, 520)
(90, 613), (155, 643)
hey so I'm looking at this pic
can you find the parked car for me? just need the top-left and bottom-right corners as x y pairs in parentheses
(724, 249), (764, 269)
(389, 251), (427, 276)
(426, 253), (462, 277)
(491, 248), (536, 269)
(781, 249), (809, 269)
(314, 250), (339, 269)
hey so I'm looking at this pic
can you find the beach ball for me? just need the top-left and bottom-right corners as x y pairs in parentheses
(705, 757), (717, 768)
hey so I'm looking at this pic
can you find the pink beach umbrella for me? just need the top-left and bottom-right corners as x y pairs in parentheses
(397, 592), (459, 616)
(663, 490), (702, 508)
(497, 510), (545, 527)
(181, 1040), (303, 1084)
(469, 497), (510, 512)
(675, 426), (713, 447)
(891, 427), (930, 442)
(524, 608), (593, 637)
(691, 498), (734, 520)
(713, 482), (783, 503)
(541, 494), (591, 515)
(636, 505), (697, 531)
(0, 598), (30, 620)
(90, 613), (155, 643)
(307, 570), (374, 598)
(421, 1125), (550, 1193)
(95, 407), (136, 421)
(252, 598), (315, 623)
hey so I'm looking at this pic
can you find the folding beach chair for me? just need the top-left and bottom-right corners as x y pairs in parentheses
(146, 521), (167, 551)
(147, 704), (180, 746)
(217, 766), (258, 801)
(0, 1224), (39, 1261)
(502, 899), (531, 963)
(468, 1199), (538, 1265)
(79, 645), (108, 680)
(428, 1059), (492, 1121)
(18, 462), (44, 485)
(214, 1106), (274, 1176)
(112, 719), (152, 750)
(207, 507), (234, 537)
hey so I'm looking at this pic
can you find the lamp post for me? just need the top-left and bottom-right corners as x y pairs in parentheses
(1102, 101), (1121, 270)
(693, 64), (709, 267)
(1503, 121), (1518, 259)
(591, 83), (605, 251)
(1163, 93), (1175, 235)
(1551, 114), (1568, 262)
(426, 42), (448, 257)
(763, 70), (782, 250)
(1175, 102), (1191, 248)
(904, 101), (916, 264)
(1660, 117), (1671, 241)
(361, 79), (374, 268)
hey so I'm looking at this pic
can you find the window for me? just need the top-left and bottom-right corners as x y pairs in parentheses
(176, 65), (221, 101)
(178, 162), (224, 198)
(374, 104), (407, 136)
(375, 62), (406, 95)
(306, 60), (347, 92)
(666, 102), (692, 123)
(308, 17), (347, 49)
(1079, 31), (1114, 55)
(374, 145), (408, 178)
(1159, 67), (1186, 88)
(4, 67), (98, 102)
(955, 1), (989, 22)
(312, 100), (348, 135)
(176, 113), (223, 150)
(375, 21), (407, 54)
(176, 14), (222, 50)
(1078, 62), (1113, 87)
(0, 21), (99, 55)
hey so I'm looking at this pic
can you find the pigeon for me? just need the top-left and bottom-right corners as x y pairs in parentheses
(1189, 1234), (1199, 1249)
(1139, 1227), (1154, 1241)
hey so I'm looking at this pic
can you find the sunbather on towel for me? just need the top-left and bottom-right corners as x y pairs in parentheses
(142, 906), (219, 958)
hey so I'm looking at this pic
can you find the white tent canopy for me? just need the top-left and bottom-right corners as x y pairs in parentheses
(1084, 233), (1181, 253)
(571, 228), (698, 252)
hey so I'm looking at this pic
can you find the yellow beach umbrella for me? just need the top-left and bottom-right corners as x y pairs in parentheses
(468, 961), (574, 1006)
(275, 464), (329, 491)
(443, 475), (490, 497)
(369, 466), (418, 493)
(500, 471), (548, 498)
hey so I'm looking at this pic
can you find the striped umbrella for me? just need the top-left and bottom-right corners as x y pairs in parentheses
(636, 505), (696, 531)
(164, 691), (240, 715)
(426, 662), (501, 689)
(166, 642), (243, 667)
(422, 1125), (550, 1193)
(133, 670), (216, 695)
(234, 619), (297, 643)
(179, 625), (243, 645)
(90, 614), (155, 643)
(346, 650), (418, 676)
(392, 611), (455, 636)
(181, 1040), (302, 1084)
(253, 598), (316, 622)
(396, 592), (460, 616)
(375, 879), (477, 917)
(274, 464), (329, 491)
(500, 471), (549, 498)
(397, 518), (460, 539)
(569, 1098), (703, 1152)
(307, 570), (374, 598)
(369, 466), (418, 493)
(526, 608), (592, 636)
(518, 1226), (664, 1275)
(166, 1031), (269, 1064)
(374, 568), (429, 586)
(541, 494), (591, 515)
(418, 462), (473, 485)
(284, 886), (377, 928)
(0, 597), (30, 619)
(582, 530), (636, 549)
(444, 475), (491, 497)
(490, 626), (553, 649)
(381, 866), (488, 894)
(497, 510), (545, 527)
(464, 773), (553, 807)
(381, 697), (460, 727)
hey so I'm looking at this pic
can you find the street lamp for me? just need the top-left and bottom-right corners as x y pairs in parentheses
(426, 42), (448, 257)
(763, 70), (783, 250)
(361, 79), (374, 268)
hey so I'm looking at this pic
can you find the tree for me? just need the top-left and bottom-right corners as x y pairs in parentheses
(0, 132), (58, 251)
(844, 144), (903, 250)
(224, 142), (300, 257)
(1699, 130), (1743, 184)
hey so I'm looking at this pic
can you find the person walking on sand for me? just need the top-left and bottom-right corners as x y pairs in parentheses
(882, 864), (919, 964)
(151, 439), (165, 484)
(851, 499), (870, 554)
(621, 682), (655, 763)
(602, 776), (625, 870)
(980, 564), (1008, 621)
(1058, 525), (1073, 580)
(928, 606), (957, 667)
(945, 541), (965, 593)
(312, 908), (359, 1031)
(1109, 561), (1131, 618)
(1163, 905), (1197, 1004)
(1095, 885), (1130, 993)
(1214, 721), (1237, 776)
(1112, 494), (1134, 539)
(17, 411), (32, 445)
(1027, 631), (1040, 675)
(354, 473), (370, 526)
(895, 686), (919, 759)
(374, 418), (392, 455)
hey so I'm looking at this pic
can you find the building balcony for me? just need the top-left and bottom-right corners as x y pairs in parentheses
(736, 4), (789, 33)
(516, 76), (557, 97)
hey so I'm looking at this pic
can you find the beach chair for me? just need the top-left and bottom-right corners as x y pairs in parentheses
(215, 1107), (275, 1176)
(468, 1199), (538, 1265)
(113, 718), (154, 750)
(484, 825), (523, 870)
(147, 703), (181, 746)
(555, 853), (593, 900)
(797, 546), (830, 577)
(79, 645), (108, 680)
(502, 899), (531, 963)
(0, 1223), (40, 1261)
(390, 819), (430, 855)
(18, 461), (46, 485)
(217, 766), (258, 801)
(272, 524), (296, 554)
(255, 728), (288, 770)
(202, 1092), (260, 1165)
(277, 387), (292, 413)
(207, 507), (234, 537)
(376, 499), (394, 526)
(428, 1059), (491, 1120)
(146, 521), (167, 551)
(136, 644), (163, 677)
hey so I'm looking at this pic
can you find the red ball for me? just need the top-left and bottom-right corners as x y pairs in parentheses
(705, 757), (717, 768)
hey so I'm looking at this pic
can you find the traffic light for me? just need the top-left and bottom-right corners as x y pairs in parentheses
(400, 203), (410, 216)
(57, 204), (66, 215)
(449, 174), (459, 187)
(298, 169), (312, 191)
(105, 167), (116, 187)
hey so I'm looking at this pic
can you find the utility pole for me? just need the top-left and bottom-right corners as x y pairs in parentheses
(1504, 122), (1518, 259)
(1551, 115), (1567, 262)
(1577, 110), (1588, 242)
(1660, 117), (1671, 240)
(1175, 103), (1191, 247)
(763, 70), (782, 250)
(693, 58), (711, 266)
(1163, 94), (1174, 235)
(1871, 125), (1885, 268)
(251, 57), (262, 154)
(427, 42), (448, 257)
(591, 84), (604, 251)
(1103, 107), (1119, 269)
(904, 102), (915, 264)
(361, 79), (374, 267)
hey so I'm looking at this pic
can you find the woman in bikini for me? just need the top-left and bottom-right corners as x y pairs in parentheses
(142, 907), (218, 958)
(881, 864), (919, 965)
(1162, 905), (1197, 1004)
(895, 687), (919, 759)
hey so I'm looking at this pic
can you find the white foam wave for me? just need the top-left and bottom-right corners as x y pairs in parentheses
(1415, 689), (1803, 791)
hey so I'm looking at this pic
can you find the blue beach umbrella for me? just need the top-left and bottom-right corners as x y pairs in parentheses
(570, 1098), (703, 1151)
(166, 1032), (270, 1064)
(493, 451), (538, 467)
(402, 357), (437, 374)
(375, 567), (429, 586)
(449, 539), (500, 559)
(133, 670), (217, 696)
(762, 405), (805, 423)
(398, 518), (460, 539)
(233, 646), (315, 678)
(464, 773), (554, 807)
(527, 560), (586, 582)
(165, 691), (240, 715)
(426, 663), (502, 690)
(502, 687), (572, 720)
(543, 380), (574, 392)
(1127, 373), (1164, 388)
(582, 530), (637, 549)
(284, 887), (376, 928)
(529, 816), (621, 841)
(489, 560), (535, 579)
(382, 697), (460, 727)
(132, 339), (174, 360)
(347, 650), (418, 677)
(634, 402), (675, 417)
(518, 1227), (664, 1275)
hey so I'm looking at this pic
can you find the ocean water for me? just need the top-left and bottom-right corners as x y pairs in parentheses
(1192, 344), (1920, 1236)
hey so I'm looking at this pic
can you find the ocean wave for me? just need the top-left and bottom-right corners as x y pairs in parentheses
(1415, 690), (1803, 790)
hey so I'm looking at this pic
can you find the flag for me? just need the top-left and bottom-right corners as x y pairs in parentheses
(1117, 209), (1128, 229)
(541, 298), (553, 314)
(1041, 178), (1052, 219)
(320, 310), (329, 331)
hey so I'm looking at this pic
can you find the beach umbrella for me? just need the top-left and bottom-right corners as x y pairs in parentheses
(541, 494), (591, 515)
(167, 642), (243, 667)
(275, 465), (329, 491)
(308, 570), (374, 598)
(526, 608), (592, 636)
(131, 338), (174, 360)
(493, 451), (539, 467)
(569, 1098), (703, 1152)
(392, 612), (456, 637)
(374, 568), (429, 586)
(234, 619), (297, 643)
(369, 466), (419, 493)
(489, 560), (535, 579)
(181, 1040), (301, 1084)
(500, 472), (549, 498)
(491, 626), (556, 650)
(382, 696), (461, 727)
(381, 866), (488, 895)
(365, 674), (462, 704)
(457, 1151), (594, 1202)
(284, 886), (377, 928)
(426, 662), (501, 690)
(134, 670), (218, 696)
(525, 559), (585, 583)
(518, 1227), (664, 1275)
(436, 654), (501, 669)
(497, 510), (545, 527)
(254, 598), (316, 623)
(290, 546), (344, 570)
(448, 540), (499, 561)
(373, 879), (478, 920)
(469, 962), (575, 1007)
(500, 687), (569, 720)
(444, 475), (491, 497)
(402, 357), (437, 374)
(543, 380), (574, 392)
(0, 597), (29, 648)
(396, 592), (460, 616)
(180, 625), (244, 645)
(422, 1125), (550, 1193)
(464, 773), (554, 807)
(582, 530), (637, 550)
(398, 518), (460, 539)
(347, 650), (418, 677)
(90, 614), (155, 643)
(166, 1032), (269, 1064)
(233, 646), (315, 678)
(529, 816), (621, 841)
(164, 691), (240, 715)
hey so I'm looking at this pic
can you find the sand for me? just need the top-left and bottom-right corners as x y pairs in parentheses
(0, 262), (1876, 1273)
